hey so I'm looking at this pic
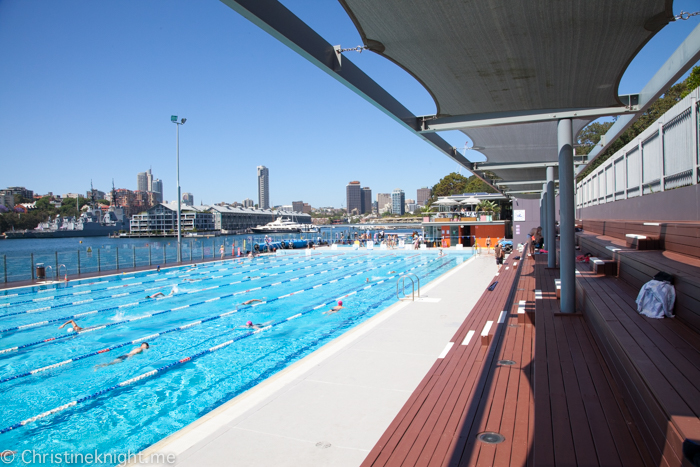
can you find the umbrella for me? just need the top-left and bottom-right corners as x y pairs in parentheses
(433, 198), (459, 206)
(459, 197), (480, 205)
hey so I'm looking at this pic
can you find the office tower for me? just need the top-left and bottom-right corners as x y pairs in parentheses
(137, 172), (148, 192)
(377, 193), (391, 213)
(292, 201), (304, 213)
(346, 181), (361, 215)
(243, 198), (254, 208)
(361, 187), (372, 214)
(152, 179), (163, 203)
(182, 192), (194, 206)
(257, 166), (270, 209)
(392, 189), (405, 215)
(417, 187), (432, 206)
(146, 169), (154, 192)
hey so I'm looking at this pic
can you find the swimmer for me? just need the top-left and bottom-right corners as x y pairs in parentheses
(242, 299), (263, 305)
(59, 319), (84, 332)
(241, 320), (263, 330)
(146, 287), (176, 299)
(366, 278), (370, 283)
(156, 265), (161, 272)
(323, 301), (344, 315)
(95, 343), (149, 368)
(388, 271), (397, 274)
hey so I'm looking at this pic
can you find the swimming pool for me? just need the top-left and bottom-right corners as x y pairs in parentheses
(0, 249), (471, 466)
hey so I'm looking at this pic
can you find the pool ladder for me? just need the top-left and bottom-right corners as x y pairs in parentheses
(396, 273), (420, 301)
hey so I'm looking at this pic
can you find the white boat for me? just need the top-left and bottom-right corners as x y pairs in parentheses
(251, 217), (318, 234)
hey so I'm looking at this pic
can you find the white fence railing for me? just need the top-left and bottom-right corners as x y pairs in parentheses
(577, 87), (700, 208)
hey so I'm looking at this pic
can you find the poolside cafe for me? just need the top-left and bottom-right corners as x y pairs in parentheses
(422, 193), (511, 247)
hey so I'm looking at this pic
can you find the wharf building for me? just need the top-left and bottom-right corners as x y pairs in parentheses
(346, 181), (362, 215)
(130, 203), (311, 235)
(257, 166), (270, 209)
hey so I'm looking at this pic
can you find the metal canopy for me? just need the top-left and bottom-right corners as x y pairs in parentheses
(221, 0), (676, 197)
(339, 0), (672, 120)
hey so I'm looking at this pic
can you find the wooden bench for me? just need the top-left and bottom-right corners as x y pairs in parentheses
(581, 219), (700, 259)
(578, 233), (700, 334)
(625, 233), (661, 250)
(588, 256), (617, 275)
(575, 233), (700, 466)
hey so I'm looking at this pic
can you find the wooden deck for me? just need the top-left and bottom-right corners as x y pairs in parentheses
(362, 251), (653, 467)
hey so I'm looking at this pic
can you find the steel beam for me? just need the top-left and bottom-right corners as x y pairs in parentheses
(495, 179), (558, 186)
(584, 23), (700, 169)
(420, 104), (638, 132)
(558, 119), (575, 313)
(546, 166), (556, 268)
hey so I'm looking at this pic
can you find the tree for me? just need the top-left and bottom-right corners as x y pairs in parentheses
(576, 121), (613, 155)
(578, 65), (700, 181)
(427, 173), (496, 205)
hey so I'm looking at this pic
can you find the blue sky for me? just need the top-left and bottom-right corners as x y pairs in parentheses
(1, 1), (698, 208)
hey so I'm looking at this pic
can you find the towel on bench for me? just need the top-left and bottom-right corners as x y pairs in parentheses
(636, 280), (676, 319)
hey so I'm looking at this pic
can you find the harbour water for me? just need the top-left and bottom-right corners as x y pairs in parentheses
(0, 226), (421, 284)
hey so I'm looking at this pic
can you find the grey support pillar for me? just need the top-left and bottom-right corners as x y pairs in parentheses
(558, 118), (575, 313)
(541, 183), (548, 245)
(546, 166), (556, 268)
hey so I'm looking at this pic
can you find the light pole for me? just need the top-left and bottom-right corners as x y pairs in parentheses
(171, 115), (186, 263)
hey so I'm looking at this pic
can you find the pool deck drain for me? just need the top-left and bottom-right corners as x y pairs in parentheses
(134, 253), (497, 467)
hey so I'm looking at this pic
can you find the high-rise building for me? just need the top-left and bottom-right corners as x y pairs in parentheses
(377, 193), (391, 213)
(243, 198), (254, 208)
(137, 172), (148, 192)
(146, 169), (154, 192)
(182, 192), (194, 206)
(257, 166), (270, 209)
(417, 187), (432, 206)
(361, 187), (372, 214)
(292, 201), (304, 213)
(392, 189), (405, 215)
(151, 179), (163, 203)
(346, 181), (362, 215)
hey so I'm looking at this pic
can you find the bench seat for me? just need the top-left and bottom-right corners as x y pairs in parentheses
(576, 265), (700, 466)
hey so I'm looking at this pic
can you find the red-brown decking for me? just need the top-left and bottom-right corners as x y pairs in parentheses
(362, 252), (652, 467)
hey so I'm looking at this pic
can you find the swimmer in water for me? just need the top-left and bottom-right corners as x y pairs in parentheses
(241, 320), (263, 330)
(95, 343), (149, 368)
(146, 287), (176, 299)
(388, 271), (397, 274)
(323, 301), (344, 315)
(59, 319), (84, 332)
(156, 265), (161, 272)
(242, 299), (262, 305)
(366, 278), (370, 283)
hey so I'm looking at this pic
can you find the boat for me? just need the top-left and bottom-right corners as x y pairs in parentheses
(251, 217), (318, 234)
(4, 205), (127, 239)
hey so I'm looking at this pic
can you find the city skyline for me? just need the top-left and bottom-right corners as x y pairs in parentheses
(2, 2), (693, 208)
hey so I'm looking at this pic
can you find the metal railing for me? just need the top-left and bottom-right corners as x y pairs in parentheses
(396, 273), (421, 301)
(577, 87), (700, 208)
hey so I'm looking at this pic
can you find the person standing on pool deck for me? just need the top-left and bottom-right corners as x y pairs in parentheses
(95, 343), (149, 368)
(486, 236), (491, 254)
(219, 244), (225, 259)
(323, 301), (344, 315)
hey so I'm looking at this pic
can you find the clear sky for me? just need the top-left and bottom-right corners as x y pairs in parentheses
(1, 1), (698, 208)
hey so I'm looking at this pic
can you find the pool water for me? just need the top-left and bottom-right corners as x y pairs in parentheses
(0, 249), (470, 466)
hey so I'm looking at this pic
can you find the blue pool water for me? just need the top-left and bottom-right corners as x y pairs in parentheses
(0, 249), (470, 466)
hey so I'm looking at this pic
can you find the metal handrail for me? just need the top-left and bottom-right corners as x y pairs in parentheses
(396, 273), (421, 301)
(57, 264), (67, 281)
(44, 266), (53, 282)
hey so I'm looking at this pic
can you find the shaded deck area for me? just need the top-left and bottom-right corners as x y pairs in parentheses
(362, 251), (655, 467)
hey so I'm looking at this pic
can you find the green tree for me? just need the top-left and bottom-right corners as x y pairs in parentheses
(427, 173), (496, 206)
(578, 65), (700, 181)
(576, 121), (613, 155)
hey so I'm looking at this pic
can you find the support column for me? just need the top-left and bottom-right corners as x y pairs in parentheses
(546, 166), (556, 268)
(558, 118), (575, 313)
(541, 183), (548, 247)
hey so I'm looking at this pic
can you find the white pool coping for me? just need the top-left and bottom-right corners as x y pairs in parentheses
(130, 253), (498, 467)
